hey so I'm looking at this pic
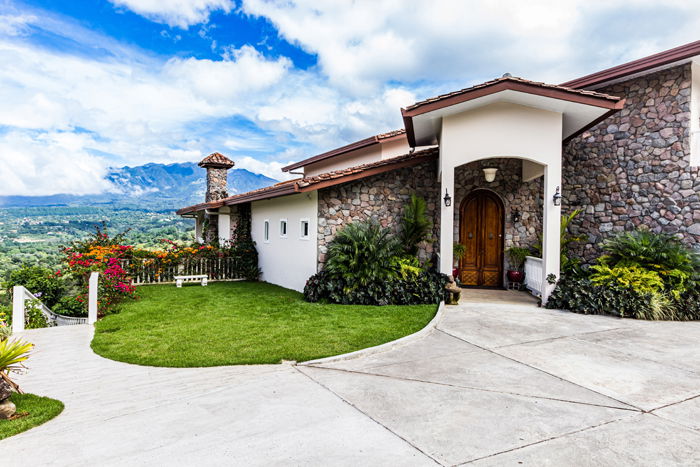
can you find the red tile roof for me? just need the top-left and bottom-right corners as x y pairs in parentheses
(198, 152), (234, 169)
(177, 147), (437, 215)
(403, 75), (621, 114)
(281, 129), (406, 172)
(562, 40), (700, 89)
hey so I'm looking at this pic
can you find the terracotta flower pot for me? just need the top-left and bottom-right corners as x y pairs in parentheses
(507, 270), (525, 283)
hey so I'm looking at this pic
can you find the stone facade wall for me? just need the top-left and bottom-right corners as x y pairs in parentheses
(453, 158), (543, 270)
(563, 64), (700, 263)
(316, 160), (440, 268)
(205, 167), (229, 202)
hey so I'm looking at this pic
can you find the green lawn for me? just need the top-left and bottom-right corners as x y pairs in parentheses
(91, 281), (437, 367)
(0, 393), (64, 440)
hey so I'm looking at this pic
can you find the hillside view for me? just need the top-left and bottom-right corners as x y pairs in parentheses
(0, 162), (278, 278)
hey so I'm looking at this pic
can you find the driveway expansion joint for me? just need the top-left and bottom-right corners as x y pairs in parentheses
(293, 365), (444, 466)
(436, 327), (642, 412)
(304, 364), (640, 412)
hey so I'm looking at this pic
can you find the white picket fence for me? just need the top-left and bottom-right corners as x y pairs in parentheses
(120, 257), (242, 285)
(11, 271), (98, 333)
(524, 256), (543, 296)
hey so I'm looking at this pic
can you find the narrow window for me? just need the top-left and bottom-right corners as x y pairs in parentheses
(280, 219), (287, 238)
(300, 219), (310, 239)
(264, 220), (269, 242)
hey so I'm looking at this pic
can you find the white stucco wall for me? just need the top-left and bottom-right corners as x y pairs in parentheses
(438, 102), (563, 301)
(251, 192), (318, 292)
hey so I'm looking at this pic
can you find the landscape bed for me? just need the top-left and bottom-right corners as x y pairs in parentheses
(91, 281), (438, 367)
(0, 394), (64, 440)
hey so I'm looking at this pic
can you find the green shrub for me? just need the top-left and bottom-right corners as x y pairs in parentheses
(325, 220), (402, 288)
(52, 295), (87, 317)
(399, 195), (431, 256)
(4, 265), (65, 308)
(673, 288), (700, 321)
(24, 299), (50, 329)
(599, 230), (700, 293)
(589, 264), (665, 295)
(546, 275), (676, 320)
(304, 269), (449, 306)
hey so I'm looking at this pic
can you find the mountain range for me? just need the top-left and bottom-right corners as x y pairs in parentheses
(0, 162), (279, 209)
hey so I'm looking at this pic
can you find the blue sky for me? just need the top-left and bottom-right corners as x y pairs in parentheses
(1, 0), (699, 196)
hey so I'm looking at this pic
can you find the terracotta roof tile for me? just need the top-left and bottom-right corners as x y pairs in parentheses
(296, 147), (437, 189)
(403, 75), (621, 112)
(177, 147), (437, 215)
(282, 129), (407, 172)
(198, 152), (234, 169)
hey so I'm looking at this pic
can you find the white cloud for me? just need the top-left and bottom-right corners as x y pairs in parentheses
(5, 0), (700, 197)
(0, 131), (114, 196)
(0, 13), (36, 36)
(234, 156), (296, 181)
(109, 0), (233, 28)
(242, 0), (700, 91)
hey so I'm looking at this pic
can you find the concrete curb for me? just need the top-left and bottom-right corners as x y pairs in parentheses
(298, 301), (446, 366)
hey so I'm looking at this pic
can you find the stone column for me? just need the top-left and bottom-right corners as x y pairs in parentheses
(198, 152), (235, 244)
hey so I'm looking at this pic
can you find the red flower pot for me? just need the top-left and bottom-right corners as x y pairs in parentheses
(452, 267), (459, 279)
(507, 270), (525, 283)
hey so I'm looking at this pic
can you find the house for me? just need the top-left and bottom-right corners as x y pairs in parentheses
(177, 40), (700, 302)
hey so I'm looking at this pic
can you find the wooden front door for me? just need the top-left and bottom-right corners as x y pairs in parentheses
(459, 190), (504, 287)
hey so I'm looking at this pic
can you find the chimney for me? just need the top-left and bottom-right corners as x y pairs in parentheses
(198, 152), (234, 202)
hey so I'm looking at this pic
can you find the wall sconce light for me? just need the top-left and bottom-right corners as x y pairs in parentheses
(483, 167), (498, 183)
(553, 186), (562, 206)
(443, 189), (452, 207)
(512, 210), (521, 223)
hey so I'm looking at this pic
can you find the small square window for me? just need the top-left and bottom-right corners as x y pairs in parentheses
(300, 219), (310, 239)
(280, 219), (287, 237)
(263, 220), (270, 242)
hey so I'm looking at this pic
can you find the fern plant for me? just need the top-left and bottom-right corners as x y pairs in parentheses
(399, 195), (431, 256)
(599, 230), (700, 293)
(325, 220), (402, 288)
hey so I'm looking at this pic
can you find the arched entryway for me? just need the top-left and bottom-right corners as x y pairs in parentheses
(459, 190), (504, 287)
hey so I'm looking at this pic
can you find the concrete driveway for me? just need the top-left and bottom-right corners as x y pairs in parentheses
(4, 290), (700, 466)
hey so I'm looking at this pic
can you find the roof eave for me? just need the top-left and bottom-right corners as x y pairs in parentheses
(281, 136), (379, 172)
(562, 40), (700, 89)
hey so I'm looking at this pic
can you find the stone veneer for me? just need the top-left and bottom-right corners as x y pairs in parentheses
(315, 157), (543, 272)
(316, 160), (440, 268)
(453, 158), (542, 270)
(564, 64), (700, 263)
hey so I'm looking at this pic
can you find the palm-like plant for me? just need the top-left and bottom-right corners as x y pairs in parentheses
(326, 220), (402, 288)
(399, 195), (431, 256)
(534, 208), (587, 272)
(0, 338), (33, 393)
(600, 230), (700, 290)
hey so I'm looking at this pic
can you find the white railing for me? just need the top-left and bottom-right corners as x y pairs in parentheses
(120, 257), (242, 285)
(11, 271), (99, 332)
(524, 256), (543, 296)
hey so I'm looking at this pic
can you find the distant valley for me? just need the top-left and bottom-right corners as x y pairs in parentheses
(0, 162), (279, 278)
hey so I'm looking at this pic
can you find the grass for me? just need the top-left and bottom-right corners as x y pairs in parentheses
(91, 281), (438, 367)
(0, 393), (64, 440)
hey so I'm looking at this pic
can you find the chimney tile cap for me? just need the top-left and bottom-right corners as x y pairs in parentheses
(198, 152), (234, 169)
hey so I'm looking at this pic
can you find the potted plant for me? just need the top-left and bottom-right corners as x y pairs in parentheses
(453, 243), (466, 279)
(506, 246), (530, 283)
